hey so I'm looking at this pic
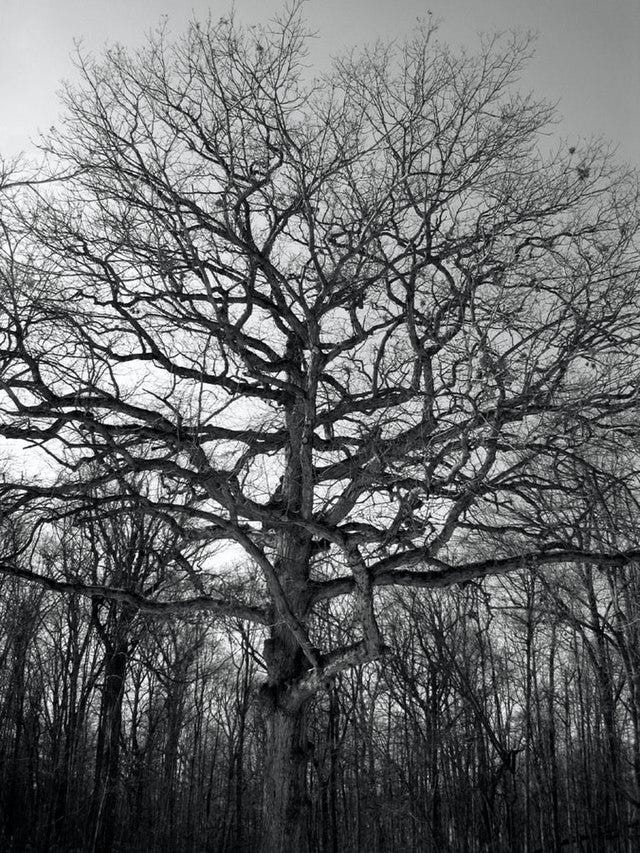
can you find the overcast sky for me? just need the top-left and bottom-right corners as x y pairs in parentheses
(1, 0), (638, 165)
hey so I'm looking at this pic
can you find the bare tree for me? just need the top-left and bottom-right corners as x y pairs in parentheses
(1, 6), (639, 848)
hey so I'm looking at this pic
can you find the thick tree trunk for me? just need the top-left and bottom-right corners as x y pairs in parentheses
(87, 603), (136, 853)
(88, 642), (127, 853)
(259, 581), (313, 851)
(261, 701), (310, 853)
(259, 379), (316, 851)
(259, 598), (314, 853)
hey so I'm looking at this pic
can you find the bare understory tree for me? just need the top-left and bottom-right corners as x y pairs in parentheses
(0, 6), (639, 848)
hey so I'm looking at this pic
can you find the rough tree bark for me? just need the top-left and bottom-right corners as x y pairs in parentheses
(88, 636), (128, 853)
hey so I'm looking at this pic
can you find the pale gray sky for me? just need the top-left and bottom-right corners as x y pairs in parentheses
(1, 0), (639, 164)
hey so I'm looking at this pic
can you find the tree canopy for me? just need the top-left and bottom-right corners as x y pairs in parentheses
(0, 6), (639, 849)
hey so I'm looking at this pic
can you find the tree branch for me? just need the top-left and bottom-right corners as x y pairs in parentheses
(311, 548), (640, 604)
(0, 561), (270, 625)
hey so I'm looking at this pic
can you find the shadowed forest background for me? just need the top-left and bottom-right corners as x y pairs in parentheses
(0, 3), (640, 851)
(3, 560), (640, 851)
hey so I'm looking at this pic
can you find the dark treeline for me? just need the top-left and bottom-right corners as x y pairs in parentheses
(2, 539), (640, 852)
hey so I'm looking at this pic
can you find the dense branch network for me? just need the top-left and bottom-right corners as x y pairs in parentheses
(0, 7), (639, 699)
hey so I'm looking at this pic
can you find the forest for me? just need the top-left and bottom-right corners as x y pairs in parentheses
(0, 4), (639, 851)
(3, 555), (640, 852)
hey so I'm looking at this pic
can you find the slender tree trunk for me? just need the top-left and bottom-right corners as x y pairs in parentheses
(328, 686), (339, 853)
(232, 633), (251, 851)
(546, 620), (561, 853)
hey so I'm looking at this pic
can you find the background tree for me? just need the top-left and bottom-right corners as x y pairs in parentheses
(0, 5), (639, 849)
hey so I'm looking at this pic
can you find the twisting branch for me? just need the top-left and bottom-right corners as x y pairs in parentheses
(0, 560), (270, 625)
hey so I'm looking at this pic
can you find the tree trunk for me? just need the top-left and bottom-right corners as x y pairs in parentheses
(88, 642), (127, 853)
(259, 381), (315, 851)
(258, 606), (314, 853)
(261, 699), (310, 853)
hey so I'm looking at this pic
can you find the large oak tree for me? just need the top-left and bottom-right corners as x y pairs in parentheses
(1, 6), (639, 848)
